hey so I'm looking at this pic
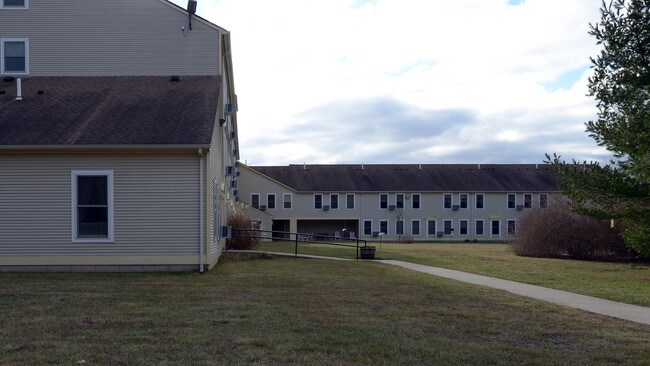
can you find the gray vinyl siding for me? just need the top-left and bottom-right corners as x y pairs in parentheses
(0, 0), (221, 76)
(0, 153), (200, 256)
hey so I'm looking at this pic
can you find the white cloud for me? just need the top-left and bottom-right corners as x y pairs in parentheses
(174, 0), (607, 165)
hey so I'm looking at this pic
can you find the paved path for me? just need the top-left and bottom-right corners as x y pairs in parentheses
(225, 250), (650, 325)
(380, 260), (650, 325)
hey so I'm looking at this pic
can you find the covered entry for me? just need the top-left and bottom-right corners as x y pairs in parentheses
(297, 219), (359, 240)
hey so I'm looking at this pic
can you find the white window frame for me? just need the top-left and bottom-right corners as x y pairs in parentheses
(475, 193), (485, 209)
(71, 170), (114, 243)
(267, 193), (276, 210)
(395, 193), (405, 209)
(283, 193), (292, 210)
(1, 0), (28, 9)
(443, 219), (453, 235)
(507, 193), (516, 209)
(459, 220), (468, 236)
(459, 193), (469, 209)
(250, 193), (260, 209)
(427, 220), (437, 238)
(379, 220), (389, 236)
(1, 38), (29, 75)
(412, 193), (421, 209)
(507, 219), (516, 235)
(491, 219), (501, 238)
(475, 219), (484, 236)
(379, 193), (388, 210)
(313, 193), (323, 210)
(524, 193), (533, 209)
(346, 193), (355, 210)
(395, 219), (404, 236)
(539, 193), (548, 209)
(443, 193), (452, 209)
(330, 193), (339, 210)
(212, 179), (221, 241)
(411, 219), (420, 236)
(363, 220), (372, 236)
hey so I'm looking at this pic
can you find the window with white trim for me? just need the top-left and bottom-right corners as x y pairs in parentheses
(251, 194), (260, 209)
(427, 220), (436, 237)
(314, 194), (323, 210)
(411, 220), (420, 236)
(283, 193), (292, 209)
(507, 219), (516, 235)
(396, 220), (404, 236)
(346, 194), (355, 209)
(212, 179), (221, 241)
(475, 193), (484, 209)
(1, 38), (29, 75)
(443, 220), (453, 235)
(1, 0), (28, 9)
(443, 193), (452, 209)
(71, 170), (114, 242)
(524, 193), (532, 208)
(379, 193), (388, 209)
(475, 220), (484, 236)
(363, 220), (372, 236)
(267, 194), (276, 210)
(507, 193), (516, 209)
(379, 220), (388, 235)
(459, 193), (468, 209)
(412, 193), (421, 209)
(459, 220), (468, 235)
(396, 194), (404, 209)
(491, 220), (500, 237)
(330, 193), (339, 209)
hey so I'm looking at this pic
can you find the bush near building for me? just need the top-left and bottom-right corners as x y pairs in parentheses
(226, 212), (261, 250)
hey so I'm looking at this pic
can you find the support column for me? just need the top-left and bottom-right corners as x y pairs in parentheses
(289, 219), (298, 240)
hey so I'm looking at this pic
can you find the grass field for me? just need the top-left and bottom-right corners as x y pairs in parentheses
(1, 253), (648, 365)
(258, 241), (650, 306)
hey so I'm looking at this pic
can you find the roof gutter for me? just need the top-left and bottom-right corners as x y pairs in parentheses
(0, 144), (212, 152)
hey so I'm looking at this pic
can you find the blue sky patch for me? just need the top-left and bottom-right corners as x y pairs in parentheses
(507, 0), (525, 5)
(386, 59), (437, 77)
(542, 66), (590, 91)
(352, 0), (377, 9)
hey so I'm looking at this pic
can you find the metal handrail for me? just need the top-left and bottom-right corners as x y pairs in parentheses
(229, 228), (367, 260)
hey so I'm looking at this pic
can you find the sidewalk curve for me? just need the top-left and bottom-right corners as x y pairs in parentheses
(379, 260), (650, 326)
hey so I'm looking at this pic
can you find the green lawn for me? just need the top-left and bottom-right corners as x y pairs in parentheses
(259, 241), (650, 306)
(1, 253), (648, 365)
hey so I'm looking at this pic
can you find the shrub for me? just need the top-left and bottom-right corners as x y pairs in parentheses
(226, 211), (261, 250)
(511, 201), (629, 260)
(397, 234), (413, 244)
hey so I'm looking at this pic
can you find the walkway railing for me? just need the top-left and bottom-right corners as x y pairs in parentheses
(229, 229), (367, 260)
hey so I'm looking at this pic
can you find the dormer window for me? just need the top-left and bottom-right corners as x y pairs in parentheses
(1, 0), (28, 9)
(1, 39), (29, 75)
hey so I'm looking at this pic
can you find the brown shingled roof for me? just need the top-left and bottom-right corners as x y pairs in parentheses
(251, 164), (560, 192)
(0, 76), (221, 146)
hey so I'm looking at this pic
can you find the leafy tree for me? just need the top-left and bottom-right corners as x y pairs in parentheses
(549, 0), (650, 257)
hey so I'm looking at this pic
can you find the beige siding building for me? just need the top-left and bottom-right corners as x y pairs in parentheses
(0, 0), (240, 271)
(238, 164), (560, 242)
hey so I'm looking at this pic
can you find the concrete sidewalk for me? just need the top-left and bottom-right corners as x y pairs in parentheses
(379, 260), (650, 326)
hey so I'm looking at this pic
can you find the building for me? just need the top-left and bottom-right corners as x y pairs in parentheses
(238, 164), (560, 242)
(0, 0), (240, 271)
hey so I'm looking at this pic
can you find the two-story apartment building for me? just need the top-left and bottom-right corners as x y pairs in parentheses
(238, 164), (560, 242)
(0, 0), (240, 271)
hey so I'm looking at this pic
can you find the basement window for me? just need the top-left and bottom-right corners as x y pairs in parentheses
(1, 0), (28, 9)
(71, 170), (114, 243)
(1, 38), (29, 75)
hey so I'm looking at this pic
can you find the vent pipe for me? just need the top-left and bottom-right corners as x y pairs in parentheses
(361, 163), (364, 170)
(15, 78), (22, 101)
(303, 162), (306, 170)
(478, 163), (481, 170)
(536, 164), (539, 170)
(419, 163), (422, 170)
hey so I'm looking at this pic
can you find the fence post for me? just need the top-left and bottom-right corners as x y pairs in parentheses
(295, 235), (298, 257)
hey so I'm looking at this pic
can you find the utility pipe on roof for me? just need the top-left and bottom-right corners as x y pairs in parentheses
(198, 148), (205, 274)
(16, 78), (22, 101)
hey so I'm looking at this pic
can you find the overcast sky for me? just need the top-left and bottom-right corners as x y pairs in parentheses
(173, 0), (610, 166)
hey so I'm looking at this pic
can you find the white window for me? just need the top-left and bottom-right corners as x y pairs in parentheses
(491, 220), (500, 237)
(379, 220), (388, 235)
(475, 220), (484, 236)
(71, 170), (114, 243)
(459, 220), (468, 235)
(507, 193), (516, 209)
(411, 220), (420, 236)
(346, 194), (355, 209)
(443, 220), (453, 235)
(443, 193), (452, 209)
(267, 194), (276, 210)
(540, 193), (548, 208)
(1, 0), (28, 9)
(524, 193), (532, 208)
(475, 193), (484, 209)
(459, 193), (468, 209)
(212, 179), (221, 241)
(251, 194), (260, 209)
(379, 193), (388, 209)
(330, 193), (339, 209)
(412, 193), (421, 209)
(313, 194), (323, 210)
(1, 38), (29, 75)
(363, 220), (372, 236)
(283, 193), (292, 209)
(427, 220), (437, 237)
(507, 220), (516, 235)
(396, 194), (404, 209)
(396, 220), (404, 236)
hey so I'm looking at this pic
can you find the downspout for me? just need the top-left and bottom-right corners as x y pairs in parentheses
(198, 148), (205, 274)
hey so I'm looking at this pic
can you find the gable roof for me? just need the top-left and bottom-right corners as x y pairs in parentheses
(250, 164), (560, 192)
(0, 76), (221, 147)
